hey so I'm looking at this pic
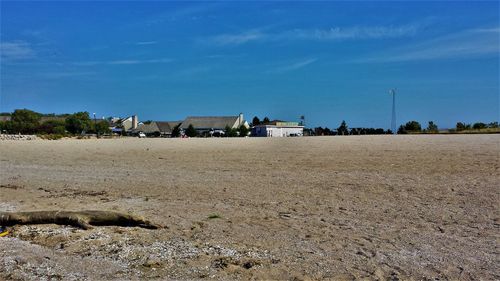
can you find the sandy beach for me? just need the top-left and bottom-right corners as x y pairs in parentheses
(0, 135), (498, 280)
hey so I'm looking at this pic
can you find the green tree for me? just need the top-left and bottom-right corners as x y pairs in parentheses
(337, 120), (348, 135)
(0, 121), (13, 134)
(488, 122), (499, 128)
(238, 125), (249, 137)
(94, 120), (111, 135)
(472, 122), (487, 130)
(403, 121), (421, 132)
(185, 124), (198, 137)
(262, 117), (270, 124)
(11, 109), (41, 134)
(65, 112), (92, 134)
(224, 125), (238, 137)
(171, 123), (181, 137)
(38, 120), (67, 135)
(456, 122), (467, 131)
(252, 116), (260, 126)
(426, 121), (438, 133)
(397, 125), (407, 134)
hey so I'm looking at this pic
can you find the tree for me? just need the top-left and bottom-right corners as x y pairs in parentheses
(472, 122), (487, 130)
(488, 122), (499, 128)
(11, 109), (41, 134)
(397, 125), (407, 134)
(337, 120), (348, 136)
(403, 121), (421, 132)
(224, 125), (238, 137)
(65, 112), (92, 134)
(238, 125), (249, 137)
(94, 120), (111, 135)
(185, 124), (198, 137)
(171, 123), (181, 138)
(38, 120), (67, 135)
(0, 121), (13, 134)
(262, 117), (270, 124)
(426, 121), (438, 133)
(456, 122), (467, 131)
(252, 116), (260, 126)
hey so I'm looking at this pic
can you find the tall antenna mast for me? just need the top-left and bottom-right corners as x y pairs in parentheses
(390, 89), (397, 134)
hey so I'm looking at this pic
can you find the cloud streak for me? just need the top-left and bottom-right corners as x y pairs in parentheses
(207, 30), (265, 46)
(356, 27), (500, 63)
(269, 58), (317, 74)
(0, 41), (35, 60)
(72, 58), (173, 66)
(205, 24), (420, 46)
(135, 41), (157, 45)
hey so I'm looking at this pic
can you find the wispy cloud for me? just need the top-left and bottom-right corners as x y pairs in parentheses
(205, 23), (420, 46)
(207, 30), (265, 46)
(279, 24), (419, 40)
(40, 71), (97, 79)
(269, 58), (318, 74)
(356, 27), (500, 63)
(0, 41), (35, 60)
(72, 58), (173, 66)
(135, 41), (157, 46)
(137, 3), (220, 27)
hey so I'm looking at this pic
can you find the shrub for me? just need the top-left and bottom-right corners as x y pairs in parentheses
(65, 112), (92, 134)
(403, 121), (422, 132)
(185, 124), (198, 137)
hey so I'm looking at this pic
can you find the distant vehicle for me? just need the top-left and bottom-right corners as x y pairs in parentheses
(138, 132), (146, 138)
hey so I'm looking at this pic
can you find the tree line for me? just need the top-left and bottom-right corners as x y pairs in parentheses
(397, 120), (499, 134)
(0, 109), (111, 137)
(1, 109), (497, 137)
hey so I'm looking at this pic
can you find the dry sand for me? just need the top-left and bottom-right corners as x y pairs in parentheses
(0, 135), (498, 280)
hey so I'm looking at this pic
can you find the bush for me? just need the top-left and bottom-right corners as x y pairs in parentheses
(38, 120), (67, 135)
(65, 112), (92, 134)
(11, 109), (41, 134)
(426, 121), (438, 133)
(171, 123), (181, 137)
(337, 120), (348, 135)
(403, 121), (421, 132)
(185, 124), (198, 137)
(472, 122), (487, 130)
(238, 125), (249, 137)
(93, 120), (111, 135)
(224, 125), (238, 137)
(38, 134), (65, 140)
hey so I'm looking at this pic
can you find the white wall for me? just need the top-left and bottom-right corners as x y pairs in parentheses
(252, 126), (303, 137)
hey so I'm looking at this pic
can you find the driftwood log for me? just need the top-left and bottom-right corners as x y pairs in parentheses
(0, 210), (161, 230)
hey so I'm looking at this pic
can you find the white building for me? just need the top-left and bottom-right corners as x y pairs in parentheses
(252, 121), (304, 137)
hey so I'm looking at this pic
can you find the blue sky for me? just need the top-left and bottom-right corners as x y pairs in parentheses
(1, 1), (498, 129)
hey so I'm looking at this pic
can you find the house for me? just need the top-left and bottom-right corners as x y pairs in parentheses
(130, 121), (181, 137)
(179, 114), (248, 136)
(252, 121), (304, 137)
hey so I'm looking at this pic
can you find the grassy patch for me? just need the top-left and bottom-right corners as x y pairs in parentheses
(208, 214), (221, 219)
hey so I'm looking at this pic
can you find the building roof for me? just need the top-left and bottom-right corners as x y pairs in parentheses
(131, 121), (181, 134)
(180, 116), (242, 130)
(130, 122), (159, 134)
(156, 121), (181, 133)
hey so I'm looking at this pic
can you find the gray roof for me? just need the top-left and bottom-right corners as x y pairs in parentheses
(131, 122), (159, 134)
(180, 116), (241, 130)
(156, 121), (181, 133)
(131, 121), (181, 134)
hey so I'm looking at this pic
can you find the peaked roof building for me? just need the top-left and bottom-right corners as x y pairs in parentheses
(180, 114), (247, 131)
